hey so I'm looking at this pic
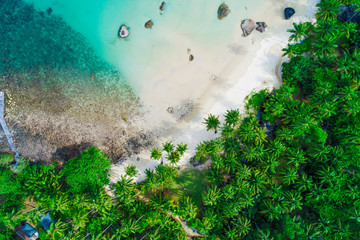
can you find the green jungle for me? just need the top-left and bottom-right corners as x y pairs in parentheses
(1, 0), (360, 239)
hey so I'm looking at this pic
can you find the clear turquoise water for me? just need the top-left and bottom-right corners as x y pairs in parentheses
(21, 0), (269, 93)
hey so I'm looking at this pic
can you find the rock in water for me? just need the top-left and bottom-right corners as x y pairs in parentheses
(218, 3), (230, 20)
(241, 19), (256, 37)
(145, 20), (153, 29)
(160, 2), (166, 11)
(118, 25), (129, 38)
(256, 22), (267, 33)
(338, 5), (360, 24)
(284, 7), (295, 19)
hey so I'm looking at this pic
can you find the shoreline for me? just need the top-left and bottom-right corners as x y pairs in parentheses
(110, 0), (320, 183)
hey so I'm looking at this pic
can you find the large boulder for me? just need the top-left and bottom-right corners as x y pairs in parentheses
(284, 7), (295, 19)
(338, 5), (360, 24)
(145, 20), (153, 29)
(241, 19), (256, 37)
(256, 22), (267, 33)
(218, 3), (230, 20)
(118, 25), (129, 38)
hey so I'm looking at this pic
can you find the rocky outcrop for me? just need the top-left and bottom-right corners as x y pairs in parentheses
(118, 25), (129, 38)
(284, 7), (295, 19)
(241, 19), (256, 37)
(338, 5), (360, 24)
(217, 3), (230, 20)
(145, 20), (153, 29)
(160, 2), (166, 11)
(256, 22), (267, 33)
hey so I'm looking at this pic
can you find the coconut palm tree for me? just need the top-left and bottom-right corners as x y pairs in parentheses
(113, 175), (136, 202)
(224, 109), (240, 127)
(283, 190), (303, 212)
(150, 148), (162, 161)
(315, 0), (340, 21)
(280, 167), (299, 185)
(162, 142), (174, 154)
(204, 114), (221, 133)
(125, 165), (138, 178)
(167, 151), (180, 166)
(176, 143), (188, 156)
(288, 22), (311, 42)
(178, 196), (198, 220)
(202, 186), (221, 206)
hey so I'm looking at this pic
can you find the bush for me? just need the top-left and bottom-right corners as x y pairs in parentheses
(0, 168), (20, 195)
(0, 154), (13, 167)
(62, 146), (111, 194)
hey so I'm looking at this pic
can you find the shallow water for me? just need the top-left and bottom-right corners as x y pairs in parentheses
(0, 0), (152, 161)
(22, 0), (270, 102)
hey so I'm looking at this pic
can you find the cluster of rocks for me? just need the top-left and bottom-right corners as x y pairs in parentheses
(118, 2), (167, 38)
(241, 19), (267, 37)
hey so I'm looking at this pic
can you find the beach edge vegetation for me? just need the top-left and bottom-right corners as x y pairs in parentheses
(1, 0), (360, 239)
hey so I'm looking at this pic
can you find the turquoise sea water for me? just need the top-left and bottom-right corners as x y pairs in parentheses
(0, 0), (271, 160)
(21, 0), (268, 95)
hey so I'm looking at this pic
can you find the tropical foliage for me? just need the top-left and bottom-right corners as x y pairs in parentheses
(1, 0), (360, 239)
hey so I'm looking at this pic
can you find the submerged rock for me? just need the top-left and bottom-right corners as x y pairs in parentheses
(160, 2), (166, 11)
(189, 54), (194, 61)
(241, 19), (256, 37)
(284, 7), (295, 19)
(218, 3), (230, 20)
(145, 20), (153, 29)
(256, 22), (267, 33)
(338, 5), (360, 24)
(118, 25), (129, 38)
(46, 8), (52, 15)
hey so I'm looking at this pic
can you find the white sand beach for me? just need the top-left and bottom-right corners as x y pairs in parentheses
(109, 0), (320, 182)
(23, 0), (319, 181)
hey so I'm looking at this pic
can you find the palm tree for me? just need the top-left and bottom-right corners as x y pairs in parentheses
(204, 114), (220, 133)
(308, 144), (331, 162)
(315, 0), (340, 21)
(202, 186), (221, 206)
(280, 167), (299, 185)
(125, 165), (138, 178)
(113, 175), (136, 201)
(178, 196), (198, 220)
(260, 200), (282, 221)
(248, 170), (267, 194)
(283, 190), (303, 212)
(224, 109), (240, 127)
(176, 143), (188, 156)
(288, 22), (311, 42)
(233, 216), (251, 238)
(167, 151), (180, 166)
(313, 36), (338, 57)
(162, 142), (174, 153)
(150, 148), (162, 161)
(47, 221), (68, 240)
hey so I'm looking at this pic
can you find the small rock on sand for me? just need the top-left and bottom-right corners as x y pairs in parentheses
(241, 19), (256, 37)
(167, 107), (174, 114)
(118, 25), (130, 38)
(145, 20), (153, 29)
(256, 22), (267, 33)
(189, 54), (194, 61)
(218, 3), (230, 20)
